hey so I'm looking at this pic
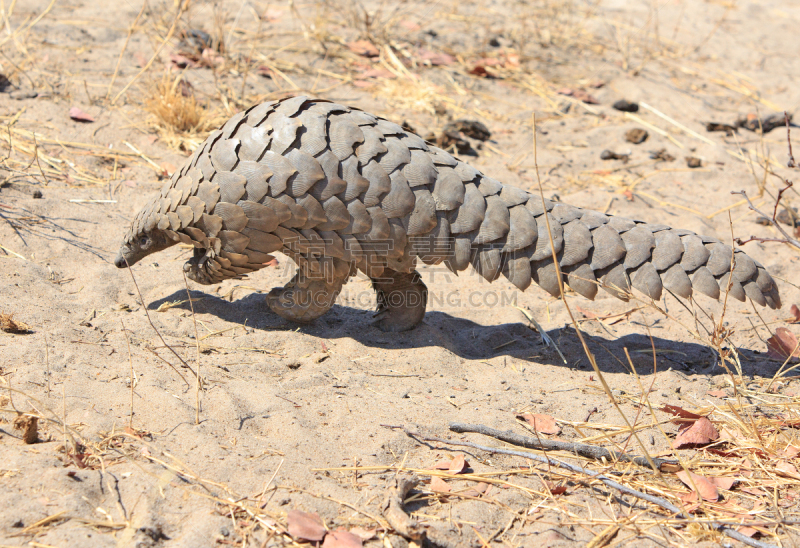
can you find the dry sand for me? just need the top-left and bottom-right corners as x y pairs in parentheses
(1, 0), (799, 546)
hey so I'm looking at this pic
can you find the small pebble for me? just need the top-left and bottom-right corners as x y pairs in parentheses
(612, 99), (639, 112)
(686, 156), (702, 168)
(600, 150), (629, 162)
(776, 207), (799, 226)
(625, 128), (648, 144)
(10, 89), (37, 100)
(32, 189), (43, 199)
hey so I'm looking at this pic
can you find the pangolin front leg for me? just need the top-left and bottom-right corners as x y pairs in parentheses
(371, 269), (429, 332)
(267, 256), (354, 323)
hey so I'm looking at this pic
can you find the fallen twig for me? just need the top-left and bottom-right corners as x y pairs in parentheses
(449, 422), (679, 472)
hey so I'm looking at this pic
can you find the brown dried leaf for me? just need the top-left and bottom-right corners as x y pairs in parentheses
(661, 404), (703, 421)
(544, 481), (567, 495)
(430, 476), (451, 493)
(737, 526), (758, 538)
(517, 413), (561, 434)
(767, 328), (800, 360)
(287, 509), (326, 541)
(347, 40), (379, 58)
(418, 49), (455, 66)
(672, 417), (719, 448)
(349, 527), (376, 541)
(322, 528), (363, 548)
(469, 65), (491, 78)
(68, 106), (95, 123)
(676, 470), (719, 502)
(789, 304), (800, 322)
(782, 445), (800, 459)
(706, 390), (727, 398)
(776, 461), (800, 480)
(448, 454), (467, 474)
(710, 476), (736, 490)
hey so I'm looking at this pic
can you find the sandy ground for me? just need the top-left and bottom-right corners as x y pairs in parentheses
(1, 0), (800, 547)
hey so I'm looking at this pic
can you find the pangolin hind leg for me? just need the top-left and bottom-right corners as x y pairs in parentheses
(371, 268), (429, 332)
(267, 256), (354, 323)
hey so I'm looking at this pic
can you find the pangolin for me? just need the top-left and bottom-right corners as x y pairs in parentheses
(114, 96), (781, 332)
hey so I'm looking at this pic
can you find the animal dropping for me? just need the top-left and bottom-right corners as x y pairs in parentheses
(115, 97), (781, 332)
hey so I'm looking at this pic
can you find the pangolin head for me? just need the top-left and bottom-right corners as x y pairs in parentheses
(114, 203), (176, 268)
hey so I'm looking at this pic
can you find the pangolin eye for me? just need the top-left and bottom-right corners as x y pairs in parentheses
(139, 236), (150, 247)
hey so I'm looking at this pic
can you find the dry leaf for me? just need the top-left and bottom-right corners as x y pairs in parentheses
(69, 106), (95, 123)
(349, 527), (376, 541)
(545, 481), (567, 495)
(469, 65), (491, 77)
(710, 476), (736, 490)
(661, 404), (703, 422)
(706, 390), (727, 398)
(781, 445), (800, 459)
(767, 328), (800, 359)
(776, 461), (800, 480)
(322, 528), (362, 548)
(287, 509), (326, 541)
(676, 470), (719, 502)
(418, 49), (455, 66)
(430, 476), (451, 493)
(737, 526), (758, 538)
(672, 417), (719, 448)
(789, 304), (800, 322)
(517, 413), (561, 434)
(448, 454), (467, 474)
(347, 40), (379, 58)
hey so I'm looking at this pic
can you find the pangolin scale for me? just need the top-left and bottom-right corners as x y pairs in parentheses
(115, 96), (781, 332)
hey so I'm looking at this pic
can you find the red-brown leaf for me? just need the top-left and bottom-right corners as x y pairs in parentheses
(287, 509), (326, 541)
(469, 65), (490, 77)
(545, 481), (567, 495)
(347, 40), (379, 58)
(672, 417), (719, 448)
(676, 470), (719, 502)
(571, 89), (599, 104)
(767, 328), (800, 359)
(431, 455), (468, 473)
(782, 445), (800, 459)
(322, 528), (362, 548)
(448, 454), (468, 474)
(69, 107), (94, 123)
(776, 461), (800, 480)
(790, 304), (800, 322)
(517, 413), (561, 434)
(418, 49), (455, 66)
(737, 526), (758, 538)
(710, 476), (736, 490)
(661, 404), (703, 423)
(349, 527), (376, 541)
(430, 476), (451, 493)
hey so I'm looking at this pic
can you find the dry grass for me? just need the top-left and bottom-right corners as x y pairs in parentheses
(143, 73), (229, 153)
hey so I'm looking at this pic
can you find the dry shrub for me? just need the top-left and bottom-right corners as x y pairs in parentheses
(144, 74), (227, 152)
(0, 312), (31, 334)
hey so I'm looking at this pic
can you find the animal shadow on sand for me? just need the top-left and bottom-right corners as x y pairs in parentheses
(149, 289), (780, 378)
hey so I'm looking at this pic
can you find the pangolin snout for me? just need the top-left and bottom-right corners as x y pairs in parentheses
(114, 252), (128, 269)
